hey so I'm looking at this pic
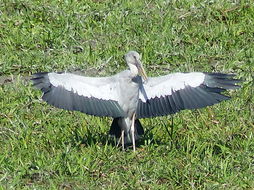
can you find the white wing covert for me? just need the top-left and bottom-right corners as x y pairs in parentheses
(32, 72), (125, 117)
(136, 72), (240, 119)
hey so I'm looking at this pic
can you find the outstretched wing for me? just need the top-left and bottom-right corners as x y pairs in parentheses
(31, 72), (125, 118)
(137, 72), (241, 118)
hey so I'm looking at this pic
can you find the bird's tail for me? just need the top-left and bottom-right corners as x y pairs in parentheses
(109, 118), (144, 145)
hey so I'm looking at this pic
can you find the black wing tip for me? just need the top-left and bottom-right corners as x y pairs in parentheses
(206, 72), (242, 82)
(32, 72), (49, 77)
(204, 72), (242, 90)
(30, 72), (51, 90)
(229, 84), (241, 89)
(31, 72), (49, 81)
(31, 72), (65, 82)
(206, 72), (236, 78)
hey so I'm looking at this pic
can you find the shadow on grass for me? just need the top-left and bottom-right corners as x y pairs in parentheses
(68, 126), (174, 151)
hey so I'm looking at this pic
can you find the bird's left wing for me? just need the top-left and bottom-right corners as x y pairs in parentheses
(31, 72), (125, 118)
(137, 72), (240, 118)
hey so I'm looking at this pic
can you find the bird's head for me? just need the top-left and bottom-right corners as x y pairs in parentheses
(125, 51), (148, 81)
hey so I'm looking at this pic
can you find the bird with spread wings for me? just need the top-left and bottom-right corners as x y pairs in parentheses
(31, 51), (241, 151)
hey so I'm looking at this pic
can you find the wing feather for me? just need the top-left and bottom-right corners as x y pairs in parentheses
(31, 72), (125, 118)
(137, 72), (240, 119)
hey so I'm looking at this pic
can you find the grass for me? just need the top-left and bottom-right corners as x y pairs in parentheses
(0, 0), (253, 189)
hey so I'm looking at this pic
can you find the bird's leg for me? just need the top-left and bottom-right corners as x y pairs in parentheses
(131, 113), (136, 152)
(121, 130), (125, 151)
(116, 130), (125, 151)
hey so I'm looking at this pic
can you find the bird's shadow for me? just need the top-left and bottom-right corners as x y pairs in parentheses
(70, 126), (173, 151)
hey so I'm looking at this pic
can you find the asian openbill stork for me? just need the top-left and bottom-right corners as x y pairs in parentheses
(31, 51), (241, 151)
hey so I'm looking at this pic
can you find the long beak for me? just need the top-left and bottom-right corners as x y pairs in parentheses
(136, 60), (148, 81)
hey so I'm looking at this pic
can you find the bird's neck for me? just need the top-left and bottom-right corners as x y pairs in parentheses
(128, 64), (139, 77)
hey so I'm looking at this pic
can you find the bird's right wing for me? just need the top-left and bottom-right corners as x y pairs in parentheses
(136, 72), (241, 119)
(31, 72), (125, 118)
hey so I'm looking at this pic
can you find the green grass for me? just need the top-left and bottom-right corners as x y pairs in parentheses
(0, 0), (254, 189)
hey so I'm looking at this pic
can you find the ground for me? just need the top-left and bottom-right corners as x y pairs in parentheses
(0, 0), (254, 189)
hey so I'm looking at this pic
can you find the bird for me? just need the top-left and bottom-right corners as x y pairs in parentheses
(31, 51), (241, 151)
